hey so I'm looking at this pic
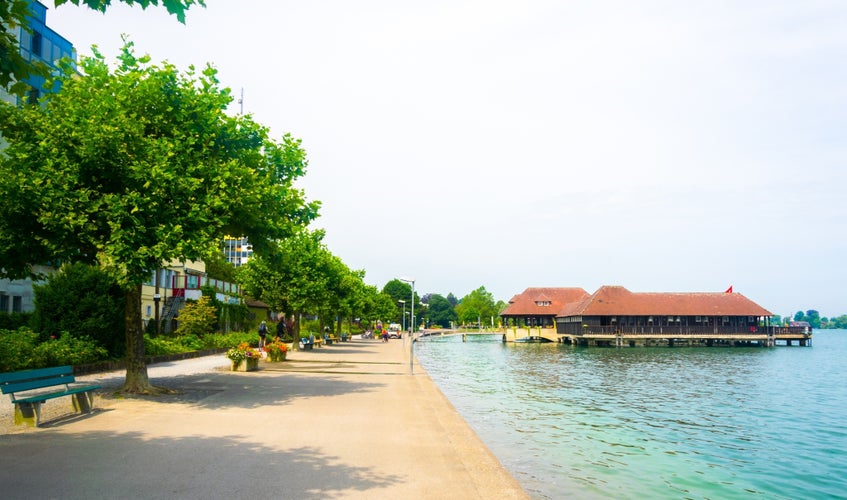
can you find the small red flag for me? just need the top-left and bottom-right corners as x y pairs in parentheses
(725, 286), (733, 293)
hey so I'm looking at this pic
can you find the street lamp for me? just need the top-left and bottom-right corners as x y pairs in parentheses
(399, 277), (415, 374)
(153, 293), (161, 335)
(399, 300), (406, 333)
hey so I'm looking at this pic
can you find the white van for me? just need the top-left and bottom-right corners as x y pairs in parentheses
(388, 323), (402, 339)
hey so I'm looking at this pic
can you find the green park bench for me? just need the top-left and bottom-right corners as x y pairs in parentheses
(0, 366), (101, 427)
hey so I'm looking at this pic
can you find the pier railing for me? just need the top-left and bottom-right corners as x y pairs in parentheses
(570, 325), (810, 337)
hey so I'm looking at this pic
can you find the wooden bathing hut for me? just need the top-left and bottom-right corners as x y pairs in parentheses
(500, 287), (590, 329)
(554, 286), (811, 347)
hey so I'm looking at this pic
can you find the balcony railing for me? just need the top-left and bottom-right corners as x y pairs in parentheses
(171, 275), (240, 295)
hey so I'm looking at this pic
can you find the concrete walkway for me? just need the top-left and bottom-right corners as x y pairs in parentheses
(0, 338), (528, 499)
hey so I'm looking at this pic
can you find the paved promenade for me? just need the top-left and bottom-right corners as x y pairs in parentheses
(0, 338), (528, 499)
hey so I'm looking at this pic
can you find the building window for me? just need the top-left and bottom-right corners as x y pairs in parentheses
(0, 294), (8, 313)
(42, 38), (52, 64)
(27, 87), (40, 105)
(12, 296), (22, 313)
(31, 31), (42, 58)
(146, 305), (152, 317)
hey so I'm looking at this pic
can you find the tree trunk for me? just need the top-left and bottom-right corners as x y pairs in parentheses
(122, 284), (153, 393)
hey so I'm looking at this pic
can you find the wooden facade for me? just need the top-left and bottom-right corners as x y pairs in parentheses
(557, 286), (809, 346)
(501, 285), (812, 347)
(500, 287), (590, 328)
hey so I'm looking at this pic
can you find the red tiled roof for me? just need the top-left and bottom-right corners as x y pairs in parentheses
(500, 287), (590, 316)
(559, 286), (772, 317)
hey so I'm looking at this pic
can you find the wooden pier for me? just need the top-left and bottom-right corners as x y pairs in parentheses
(502, 327), (812, 347)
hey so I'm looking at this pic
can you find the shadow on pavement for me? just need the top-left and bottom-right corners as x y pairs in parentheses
(0, 429), (404, 499)
(95, 372), (389, 411)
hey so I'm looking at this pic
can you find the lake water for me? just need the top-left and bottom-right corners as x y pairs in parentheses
(414, 330), (847, 499)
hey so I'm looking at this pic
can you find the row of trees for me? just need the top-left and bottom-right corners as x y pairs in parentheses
(237, 230), (398, 340)
(789, 310), (847, 330)
(380, 282), (507, 330)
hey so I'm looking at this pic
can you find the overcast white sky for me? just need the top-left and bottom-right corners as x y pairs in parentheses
(47, 0), (846, 317)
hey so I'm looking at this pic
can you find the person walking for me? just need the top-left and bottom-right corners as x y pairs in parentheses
(258, 321), (268, 348)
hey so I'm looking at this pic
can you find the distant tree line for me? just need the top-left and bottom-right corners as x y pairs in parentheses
(786, 310), (847, 330)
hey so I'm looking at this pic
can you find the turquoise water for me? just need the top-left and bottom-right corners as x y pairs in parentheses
(414, 331), (847, 499)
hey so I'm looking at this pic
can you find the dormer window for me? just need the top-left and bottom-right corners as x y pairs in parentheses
(535, 300), (551, 306)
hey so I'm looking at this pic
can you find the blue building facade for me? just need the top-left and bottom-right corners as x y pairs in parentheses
(2, 1), (75, 105)
(0, 1), (76, 312)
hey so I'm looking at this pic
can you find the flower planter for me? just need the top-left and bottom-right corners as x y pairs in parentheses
(232, 357), (260, 372)
(266, 352), (287, 362)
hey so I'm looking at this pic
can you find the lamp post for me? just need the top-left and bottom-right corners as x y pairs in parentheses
(399, 300), (406, 334)
(153, 293), (161, 335)
(399, 277), (415, 374)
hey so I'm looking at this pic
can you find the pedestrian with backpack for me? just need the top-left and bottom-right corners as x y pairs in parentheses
(258, 321), (268, 348)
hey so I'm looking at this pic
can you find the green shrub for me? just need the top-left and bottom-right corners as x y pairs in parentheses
(174, 335), (204, 351)
(302, 318), (320, 335)
(175, 296), (217, 337)
(0, 328), (40, 372)
(143, 334), (186, 356)
(200, 331), (256, 349)
(31, 334), (108, 368)
(0, 312), (33, 331)
(31, 263), (125, 357)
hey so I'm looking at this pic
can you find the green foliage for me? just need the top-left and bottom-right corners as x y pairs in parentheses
(31, 334), (108, 367)
(200, 286), (249, 332)
(55, 0), (206, 23)
(203, 249), (238, 283)
(174, 296), (217, 337)
(143, 333), (203, 356)
(144, 334), (186, 356)
(238, 230), (367, 341)
(1, 328), (107, 370)
(455, 286), (499, 326)
(199, 331), (255, 350)
(0, 39), (318, 285)
(0, 328), (40, 372)
(1, 0), (204, 96)
(301, 318), (321, 336)
(382, 279), (419, 323)
(0, 39), (317, 388)
(793, 310), (822, 329)
(0, 312), (33, 330)
(427, 294), (457, 328)
(826, 315), (847, 329)
(30, 263), (126, 357)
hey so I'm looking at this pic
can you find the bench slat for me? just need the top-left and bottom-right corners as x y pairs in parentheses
(0, 365), (73, 384)
(1, 375), (75, 395)
(11, 384), (101, 404)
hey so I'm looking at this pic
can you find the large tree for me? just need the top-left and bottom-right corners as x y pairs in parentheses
(455, 286), (499, 328)
(0, 41), (317, 392)
(1, 0), (204, 95)
(382, 278), (419, 325)
(426, 293), (457, 329)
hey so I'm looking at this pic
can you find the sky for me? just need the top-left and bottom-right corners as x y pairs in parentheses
(46, 0), (847, 317)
